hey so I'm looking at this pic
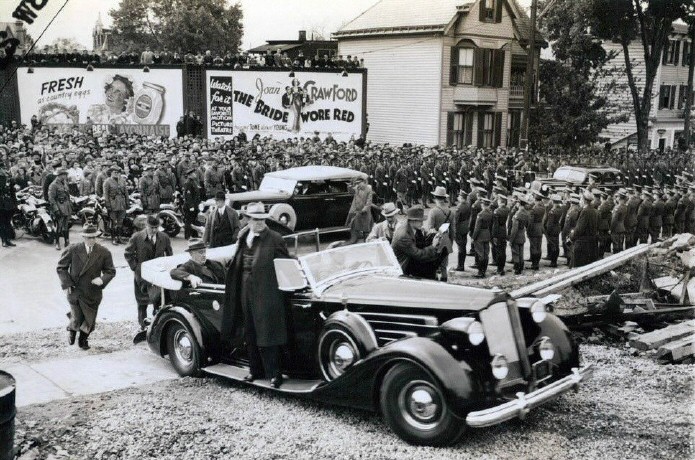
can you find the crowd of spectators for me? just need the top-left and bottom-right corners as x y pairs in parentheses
(16, 46), (364, 70)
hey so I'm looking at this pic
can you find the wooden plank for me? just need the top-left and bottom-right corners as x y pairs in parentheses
(655, 335), (695, 363)
(629, 320), (695, 351)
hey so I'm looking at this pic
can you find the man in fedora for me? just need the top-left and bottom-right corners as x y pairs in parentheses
(125, 215), (173, 329)
(48, 167), (72, 250)
(392, 205), (444, 280)
(221, 202), (291, 388)
(56, 225), (116, 350)
(345, 175), (374, 244)
(202, 190), (240, 248)
(366, 202), (399, 243)
(170, 238), (226, 287)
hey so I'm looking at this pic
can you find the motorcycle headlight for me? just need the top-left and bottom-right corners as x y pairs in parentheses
(491, 354), (509, 380)
(538, 337), (555, 361)
(531, 301), (547, 323)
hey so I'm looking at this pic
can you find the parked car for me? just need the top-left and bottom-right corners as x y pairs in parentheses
(530, 165), (624, 193)
(141, 241), (592, 446)
(224, 166), (369, 231)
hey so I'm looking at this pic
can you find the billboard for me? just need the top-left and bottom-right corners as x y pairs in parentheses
(16, 67), (184, 137)
(205, 70), (365, 141)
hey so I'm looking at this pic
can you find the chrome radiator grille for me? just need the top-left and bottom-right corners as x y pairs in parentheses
(480, 302), (531, 387)
(359, 312), (439, 347)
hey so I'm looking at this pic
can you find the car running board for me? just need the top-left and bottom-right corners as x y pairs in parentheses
(202, 364), (324, 394)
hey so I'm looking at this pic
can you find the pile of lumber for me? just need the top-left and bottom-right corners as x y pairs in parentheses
(628, 320), (695, 364)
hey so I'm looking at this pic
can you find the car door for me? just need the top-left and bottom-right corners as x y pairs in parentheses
(290, 180), (323, 230)
(322, 179), (354, 228)
(176, 285), (226, 333)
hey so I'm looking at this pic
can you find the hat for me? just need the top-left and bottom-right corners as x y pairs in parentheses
(518, 195), (532, 205)
(214, 191), (226, 201)
(146, 215), (161, 228)
(109, 166), (122, 174)
(479, 197), (491, 205)
(582, 190), (594, 201)
(185, 239), (206, 252)
(243, 202), (270, 219)
(381, 202), (399, 217)
(55, 168), (68, 176)
(642, 191), (653, 200)
(458, 189), (469, 197)
(80, 224), (101, 238)
(569, 195), (580, 204)
(431, 186), (448, 198)
(550, 194), (562, 203)
(406, 206), (425, 221)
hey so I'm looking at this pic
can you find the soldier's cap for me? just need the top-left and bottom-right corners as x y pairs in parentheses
(582, 190), (595, 201)
(109, 166), (122, 173)
(617, 191), (627, 199)
(642, 191), (653, 199)
(550, 194), (562, 202)
(518, 195), (532, 205)
(532, 190), (545, 200)
(569, 195), (580, 204)
(458, 189), (469, 197)
(497, 194), (508, 202)
(479, 197), (491, 205)
(492, 185), (506, 194)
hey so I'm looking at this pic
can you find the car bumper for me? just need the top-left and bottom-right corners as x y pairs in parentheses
(465, 365), (593, 428)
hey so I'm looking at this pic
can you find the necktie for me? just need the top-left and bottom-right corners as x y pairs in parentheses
(246, 232), (255, 248)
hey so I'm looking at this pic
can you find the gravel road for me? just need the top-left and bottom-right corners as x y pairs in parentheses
(12, 344), (694, 460)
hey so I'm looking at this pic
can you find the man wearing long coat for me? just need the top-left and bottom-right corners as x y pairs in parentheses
(56, 225), (116, 349)
(345, 176), (374, 244)
(222, 203), (291, 387)
(48, 169), (73, 250)
(570, 192), (599, 267)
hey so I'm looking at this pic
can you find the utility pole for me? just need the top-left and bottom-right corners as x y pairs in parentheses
(685, 22), (694, 149)
(519, 0), (538, 151)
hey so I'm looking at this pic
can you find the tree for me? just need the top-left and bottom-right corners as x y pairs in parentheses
(109, 0), (243, 54)
(682, 4), (694, 149)
(529, 0), (629, 150)
(591, 0), (689, 153)
(46, 37), (88, 52)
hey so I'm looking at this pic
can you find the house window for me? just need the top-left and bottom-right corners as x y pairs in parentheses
(458, 48), (474, 84)
(479, 0), (502, 23)
(481, 113), (494, 147)
(447, 112), (473, 148)
(678, 84), (689, 110)
(663, 40), (680, 65)
(659, 84), (677, 109)
(684, 42), (692, 67)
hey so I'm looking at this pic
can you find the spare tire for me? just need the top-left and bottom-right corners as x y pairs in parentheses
(268, 203), (297, 231)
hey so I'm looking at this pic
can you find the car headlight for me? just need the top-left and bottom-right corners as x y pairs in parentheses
(441, 318), (485, 346)
(491, 354), (509, 380)
(531, 301), (547, 323)
(538, 337), (555, 360)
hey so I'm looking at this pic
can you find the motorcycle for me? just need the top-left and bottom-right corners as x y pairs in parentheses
(11, 185), (56, 244)
(157, 192), (186, 238)
(77, 193), (144, 238)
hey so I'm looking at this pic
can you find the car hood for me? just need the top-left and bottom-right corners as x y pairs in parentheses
(228, 190), (290, 202)
(319, 275), (502, 312)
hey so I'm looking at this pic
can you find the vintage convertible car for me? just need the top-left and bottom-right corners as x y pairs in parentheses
(141, 241), (592, 446)
(223, 166), (369, 231)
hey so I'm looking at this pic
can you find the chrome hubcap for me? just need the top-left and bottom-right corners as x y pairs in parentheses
(174, 329), (193, 362)
(398, 381), (443, 430)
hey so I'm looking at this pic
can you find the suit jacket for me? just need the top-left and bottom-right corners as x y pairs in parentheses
(572, 206), (598, 241)
(124, 230), (173, 280)
(56, 243), (116, 308)
(170, 259), (226, 285)
(611, 203), (627, 233)
(366, 219), (397, 243)
(454, 201), (471, 243)
(472, 208), (492, 242)
(202, 205), (240, 246)
(391, 221), (440, 272)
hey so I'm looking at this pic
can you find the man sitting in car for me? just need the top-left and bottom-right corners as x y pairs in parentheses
(170, 239), (226, 287)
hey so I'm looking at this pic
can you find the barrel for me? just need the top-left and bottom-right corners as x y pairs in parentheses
(0, 371), (15, 460)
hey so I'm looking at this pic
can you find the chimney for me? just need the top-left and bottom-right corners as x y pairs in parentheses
(298, 30), (307, 42)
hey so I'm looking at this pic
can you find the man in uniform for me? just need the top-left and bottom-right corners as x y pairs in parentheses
(139, 165), (160, 213)
(675, 187), (689, 234)
(345, 176), (374, 244)
(56, 225), (116, 350)
(491, 194), (509, 275)
(453, 190), (471, 271)
(509, 196), (531, 275)
(182, 168), (202, 240)
(472, 198), (492, 278)
(543, 194), (562, 267)
(597, 191), (612, 257)
(48, 168), (72, 250)
(0, 160), (17, 247)
(570, 191), (599, 267)
(527, 191), (545, 270)
(663, 190), (677, 238)
(103, 166), (129, 245)
(204, 158), (225, 199)
(611, 192), (628, 253)
(636, 191), (653, 244)
(625, 188), (641, 248)
(124, 215), (173, 329)
(393, 163), (410, 211)
(562, 195), (581, 267)
(650, 191), (664, 243)
(424, 186), (454, 280)
(155, 159), (176, 204)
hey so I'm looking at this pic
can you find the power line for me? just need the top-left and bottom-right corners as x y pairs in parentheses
(0, 0), (71, 97)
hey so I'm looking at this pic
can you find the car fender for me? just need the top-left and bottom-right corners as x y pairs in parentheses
(148, 306), (215, 363)
(534, 314), (579, 372)
(323, 310), (378, 355)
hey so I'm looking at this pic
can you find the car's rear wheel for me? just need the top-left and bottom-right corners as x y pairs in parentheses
(166, 322), (201, 377)
(380, 362), (465, 446)
(317, 325), (364, 381)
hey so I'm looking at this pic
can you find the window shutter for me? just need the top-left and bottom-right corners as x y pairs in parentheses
(684, 42), (690, 67)
(479, 0), (487, 22)
(450, 47), (459, 86)
(662, 41), (669, 65)
(674, 41), (680, 66)
(474, 48), (484, 86)
(495, 0), (503, 22)
(659, 85), (666, 109)
(446, 112), (455, 146)
(477, 112), (485, 147)
(669, 85), (677, 109)
(465, 113), (474, 146)
(493, 50), (505, 88)
(494, 112), (503, 147)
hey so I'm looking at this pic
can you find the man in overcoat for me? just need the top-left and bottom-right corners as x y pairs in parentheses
(345, 176), (374, 244)
(48, 168), (72, 250)
(570, 191), (599, 267)
(453, 190), (471, 271)
(611, 192), (628, 253)
(472, 198), (493, 278)
(103, 166), (128, 244)
(125, 215), (173, 329)
(202, 191), (240, 248)
(139, 166), (160, 213)
(222, 202), (291, 388)
(56, 225), (116, 349)
(391, 206), (444, 279)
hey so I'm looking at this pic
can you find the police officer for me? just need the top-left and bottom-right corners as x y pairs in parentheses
(509, 196), (531, 275)
(48, 168), (72, 250)
(472, 197), (492, 278)
(204, 158), (225, 199)
(491, 194), (509, 275)
(453, 190), (471, 271)
(650, 191), (664, 243)
(663, 190), (677, 238)
(597, 191), (612, 256)
(543, 194), (562, 268)
(155, 159), (176, 204)
(139, 165), (160, 213)
(570, 190), (599, 267)
(0, 160), (17, 247)
(562, 195), (581, 267)
(527, 191), (545, 271)
(103, 166), (129, 245)
(182, 168), (202, 240)
(611, 192), (628, 253)
(636, 191), (653, 244)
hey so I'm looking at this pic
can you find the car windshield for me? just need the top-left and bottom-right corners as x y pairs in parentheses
(259, 176), (297, 194)
(299, 241), (402, 291)
(553, 168), (586, 183)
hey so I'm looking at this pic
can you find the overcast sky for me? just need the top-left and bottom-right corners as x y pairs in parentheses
(1, 0), (532, 51)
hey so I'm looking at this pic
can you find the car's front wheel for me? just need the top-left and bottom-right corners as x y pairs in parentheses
(380, 362), (465, 446)
(166, 321), (201, 377)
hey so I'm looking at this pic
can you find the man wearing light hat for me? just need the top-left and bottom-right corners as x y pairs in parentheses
(366, 202), (399, 243)
(56, 224), (116, 350)
(221, 202), (291, 388)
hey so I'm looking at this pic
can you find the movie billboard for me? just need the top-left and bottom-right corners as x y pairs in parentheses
(205, 70), (365, 141)
(16, 67), (184, 138)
